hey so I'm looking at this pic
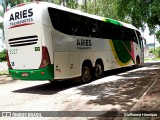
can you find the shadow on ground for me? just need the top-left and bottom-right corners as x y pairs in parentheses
(12, 80), (81, 95)
(77, 63), (160, 120)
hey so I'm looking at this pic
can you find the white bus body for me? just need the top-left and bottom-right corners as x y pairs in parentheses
(4, 2), (144, 82)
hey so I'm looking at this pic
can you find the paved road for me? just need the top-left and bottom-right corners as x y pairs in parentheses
(0, 62), (160, 120)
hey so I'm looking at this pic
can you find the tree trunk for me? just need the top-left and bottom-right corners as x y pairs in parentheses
(94, 0), (96, 15)
(4, 0), (7, 11)
(62, 0), (65, 6)
(85, 0), (87, 12)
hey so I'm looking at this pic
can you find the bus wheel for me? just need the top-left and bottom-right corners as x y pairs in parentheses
(135, 56), (140, 68)
(81, 65), (92, 83)
(49, 80), (55, 84)
(95, 62), (104, 78)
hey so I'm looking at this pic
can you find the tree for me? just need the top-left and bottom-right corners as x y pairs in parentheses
(0, 49), (6, 61)
(9, 0), (28, 7)
(117, 0), (160, 33)
(80, 0), (119, 20)
(0, 1), (5, 44)
(66, 0), (78, 9)
(156, 31), (160, 43)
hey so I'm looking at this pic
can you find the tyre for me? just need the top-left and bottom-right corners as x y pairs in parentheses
(94, 62), (104, 78)
(81, 65), (92, 83)
(134, 57), (140, 68)
(49, 80), (55, 84)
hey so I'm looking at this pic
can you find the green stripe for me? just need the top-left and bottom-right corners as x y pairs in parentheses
(9, 64), (54, 80)
(105, 18), (123, 26)
(112, 40), (132, 63)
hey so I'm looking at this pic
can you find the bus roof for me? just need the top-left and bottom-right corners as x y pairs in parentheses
(8, 1), (139, 31)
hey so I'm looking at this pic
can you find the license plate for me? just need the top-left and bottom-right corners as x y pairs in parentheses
(22, 73), (28, 77)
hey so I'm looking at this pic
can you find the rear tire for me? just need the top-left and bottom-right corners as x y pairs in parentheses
(134, 57), (140, 68)
(94, 62), (104, 78)
(81, 65), (92, 83)
(49, 80), (55, 84)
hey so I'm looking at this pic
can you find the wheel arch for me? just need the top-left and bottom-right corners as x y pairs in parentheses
(81, 59), (93, 74)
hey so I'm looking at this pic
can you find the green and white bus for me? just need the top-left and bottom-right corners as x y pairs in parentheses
(4, 1), (144, 82)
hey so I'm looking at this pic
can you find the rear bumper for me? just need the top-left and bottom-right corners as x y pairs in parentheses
(9, 64), (54, 80)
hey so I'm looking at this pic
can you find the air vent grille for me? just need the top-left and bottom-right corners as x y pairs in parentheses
(9, 35), (38, 47)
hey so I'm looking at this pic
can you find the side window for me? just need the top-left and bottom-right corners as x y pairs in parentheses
(136, 31), (143, 48)
(48, 7), (60, 30)
(99, 21), (114, 39)
(121, 27), (130, 41)
(48, 7), (83, 36)
(68, 12), (82, 36)
(130, 30), (138, 44)
(120, 28), (138, 43)
(112, 25), (120, 40)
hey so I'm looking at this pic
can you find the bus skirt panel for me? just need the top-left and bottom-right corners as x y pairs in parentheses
(8, 64), (54, 80)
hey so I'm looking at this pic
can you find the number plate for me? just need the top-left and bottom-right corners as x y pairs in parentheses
(22, 73), (28, 77)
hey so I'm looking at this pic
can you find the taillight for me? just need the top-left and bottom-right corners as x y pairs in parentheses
(39, 46), (51, 68)
(6, 50), (12, 69)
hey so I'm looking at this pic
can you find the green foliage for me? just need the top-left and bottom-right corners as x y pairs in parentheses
(9, 0), (28, 7)
(149, 47), (160, 58)
(0, 49), (6, 61)
(156, 30), (160, 43)
(0, 11), (4, 42)
(66, 0), (78, 9)
(155, 47), (160, 58)
(117, 0), (160, 33)
(80, 0), (119, 20)
(149, 48), (154, 54)
(51, 0), (61, 5)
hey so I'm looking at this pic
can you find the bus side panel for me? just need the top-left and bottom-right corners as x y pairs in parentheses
(54, 52), (70, 79)
(70, 52), (80, 78)
(105, 51), (112, 70)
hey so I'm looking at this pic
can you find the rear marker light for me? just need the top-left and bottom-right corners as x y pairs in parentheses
(41, 72), (45, 75)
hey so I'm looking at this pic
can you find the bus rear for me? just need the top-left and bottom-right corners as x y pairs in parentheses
(4, 2), (54, 80)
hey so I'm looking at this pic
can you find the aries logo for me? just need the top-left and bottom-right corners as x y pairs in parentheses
(77, 39), (92, 50)
(77, 39), (92, 46)
(10, 8), (33, 22)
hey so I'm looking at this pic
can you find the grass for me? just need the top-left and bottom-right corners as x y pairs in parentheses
(0, 60), (7, 62)
(144, 57), (160, 62)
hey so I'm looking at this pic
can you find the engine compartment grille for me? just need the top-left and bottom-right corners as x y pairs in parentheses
(9, 35), (38, 47)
